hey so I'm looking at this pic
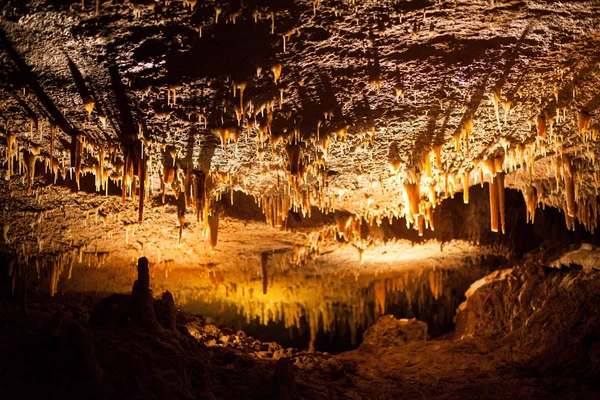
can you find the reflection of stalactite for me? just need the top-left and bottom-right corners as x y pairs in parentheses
(177, 192), (186, 241)
(261, 252), (269, 295)
(374, 280), (386, 316)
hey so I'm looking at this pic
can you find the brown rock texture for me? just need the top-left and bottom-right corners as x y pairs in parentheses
(359, 315), (427, 350)
(454, 246), (600, 376)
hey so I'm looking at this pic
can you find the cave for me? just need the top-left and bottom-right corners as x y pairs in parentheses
(1, 0), (600, 399)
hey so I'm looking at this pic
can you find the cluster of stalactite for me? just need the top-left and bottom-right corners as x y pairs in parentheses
(1, 0), (599, 257)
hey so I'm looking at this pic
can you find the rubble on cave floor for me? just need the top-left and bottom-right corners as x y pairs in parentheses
(1, 247), (599, 400)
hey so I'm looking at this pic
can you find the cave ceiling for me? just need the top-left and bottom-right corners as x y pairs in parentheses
(0, 0), (599, 274)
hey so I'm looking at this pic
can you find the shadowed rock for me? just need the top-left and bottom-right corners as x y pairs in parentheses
(67, 322), (104, 382)
(90, 294), (131, 325)
(131, 257), (160, 330)
(273, 358), (298, 400)
(155, 290), (177, 331)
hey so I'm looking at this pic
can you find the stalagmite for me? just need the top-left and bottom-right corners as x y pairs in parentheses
(131, 257), (160, 330)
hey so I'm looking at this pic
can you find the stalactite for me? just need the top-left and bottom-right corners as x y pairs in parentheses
(496, 173), (505, 234)
(523, 186), (537, 224)
(403, 183), (420, 218)
(84, 100), (95, 118)
(578, 110), (591, 134)
(423, 149), (432, 178)
(395, 86), (404, 101)
(563, 157), (576, 218)
(23, 150), (38, 195)
(73, 134), (84, 190)
(5, 134), (16, 181)
(489, 177), (499, 233)
(461, 172), (470, 204)
(207, 213), (219, 250)
(453, 131), (461, 153)
(463, 115), (473, 154)
(286, 143), (301, 181)
(536, 113), (546, 139)
(271, 63), (282, 83)
(502, 100), (512, 124)
(138, 144), (147, 223)
(490, 88), (501, 131)
(432, 145), (442, 170)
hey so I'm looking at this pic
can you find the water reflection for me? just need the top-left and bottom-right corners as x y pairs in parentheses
(14, 246), (504, 353)
(148, 254), (501, 352)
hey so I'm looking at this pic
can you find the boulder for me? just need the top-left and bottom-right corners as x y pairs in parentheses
(360, 315), (427, 350)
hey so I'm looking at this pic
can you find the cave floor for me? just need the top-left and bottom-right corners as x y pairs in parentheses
(1, 294), (598, 400)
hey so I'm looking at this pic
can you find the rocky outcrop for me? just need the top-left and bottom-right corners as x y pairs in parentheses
(359, 315), (427, 351)
(454, 246), (600, 377)
(154, 290), (177, 331)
